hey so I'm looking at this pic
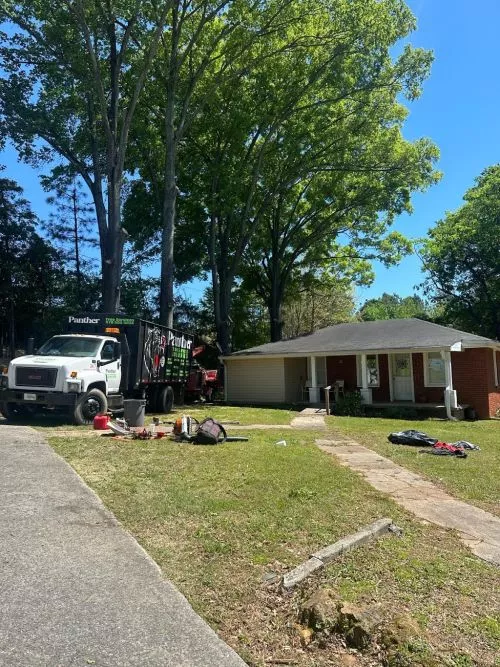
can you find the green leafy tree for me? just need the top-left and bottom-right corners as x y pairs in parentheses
(0, 0), (171, 311)
(282, 277), (356, 339)
(180, 0), (439, 351)
(0, 176), (62, 356)
(126, 0), (310, 327)
(420, 165), (500, 339)
(359, 292), (430, 321)
(42, 172), (97, 303)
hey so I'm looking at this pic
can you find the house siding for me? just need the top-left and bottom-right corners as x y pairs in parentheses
(225, 357), (285, 404)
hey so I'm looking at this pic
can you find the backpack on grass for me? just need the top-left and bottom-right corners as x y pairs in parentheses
(194, 418), (227, 445)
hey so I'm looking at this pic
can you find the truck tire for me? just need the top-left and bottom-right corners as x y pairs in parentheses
(157, 386), (174, 413)
(0, 402), (32, 421)
(73, 388), (108, 425)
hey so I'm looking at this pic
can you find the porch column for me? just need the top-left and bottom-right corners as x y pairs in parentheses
(308, 356), (321, 404)
(359, 353), (372, 404)
(442, 349), (457, 418)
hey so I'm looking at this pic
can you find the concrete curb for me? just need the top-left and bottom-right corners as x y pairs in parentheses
(282, 518), (396, 590)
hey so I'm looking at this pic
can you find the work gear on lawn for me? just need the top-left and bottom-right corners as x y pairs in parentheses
(453, 440), (481, 451)
(388, 430), (480, 459)
(388, 430), (437, 447)
(194, 418), (227, 445)
(419, 441), (468, 458)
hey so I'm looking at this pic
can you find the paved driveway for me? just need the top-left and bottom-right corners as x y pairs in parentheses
(0, 425), (246, 667)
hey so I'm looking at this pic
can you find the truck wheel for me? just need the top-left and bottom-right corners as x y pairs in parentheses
(74, 389), (108, 425)
(157, 386), (174, 413)
(0, 402), (31, 421)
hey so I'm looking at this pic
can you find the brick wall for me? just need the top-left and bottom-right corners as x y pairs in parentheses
(488, 350), (500, 418)
(326, 354), (391, 400)
(372, 354), (391, 402)
(326, 348), (500, 417)
(326, 355), (357, 392)
(412, 353), (444, 404)
(452, 347), (499, 418)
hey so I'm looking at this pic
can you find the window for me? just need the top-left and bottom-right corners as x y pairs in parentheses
(101, 341), (115, 361)
(494, 349), (500, 387)
(356, 354), (379, 387)
(424, 352), (445, 387)
(37, 336), (101, 358)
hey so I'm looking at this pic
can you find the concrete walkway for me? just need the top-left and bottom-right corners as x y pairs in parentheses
(0, 425), (246, 667)
(316, 438), (500, 567)
(291, 408), (327, 430)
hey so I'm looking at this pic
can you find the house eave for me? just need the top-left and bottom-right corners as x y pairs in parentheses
(223, 341), (499, 361)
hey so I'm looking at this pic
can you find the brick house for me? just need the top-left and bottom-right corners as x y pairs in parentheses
(224, 319), (500, 419)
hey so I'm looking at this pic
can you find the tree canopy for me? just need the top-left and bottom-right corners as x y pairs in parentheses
(359, 292), (430, 322)
(0, 0), (170, 310)
(1, 0), (440, 351)
(0, 176), (62, 355)
(420, 165), (500, 339)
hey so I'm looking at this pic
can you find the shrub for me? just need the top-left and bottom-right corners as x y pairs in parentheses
(333, 391), (363, 416)
(384, 406), (419, 420)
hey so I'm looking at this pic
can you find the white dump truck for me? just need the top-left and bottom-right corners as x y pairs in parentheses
(0, 313), (193, 425)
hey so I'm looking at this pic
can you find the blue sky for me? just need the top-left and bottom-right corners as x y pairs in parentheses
(1, 0), (500, 306)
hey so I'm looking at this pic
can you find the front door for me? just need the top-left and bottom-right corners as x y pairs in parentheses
(392, 353), (413, 401)
(99, 340), (121, 393)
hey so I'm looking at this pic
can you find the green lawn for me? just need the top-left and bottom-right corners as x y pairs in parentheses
(22, 405), (295, 436)
(328, 417), (500, 517)
(160, 404), (296, 425)
(49, 426), (500, 667)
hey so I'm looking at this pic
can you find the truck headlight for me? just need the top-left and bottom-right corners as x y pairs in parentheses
(66, 379), (81, 393)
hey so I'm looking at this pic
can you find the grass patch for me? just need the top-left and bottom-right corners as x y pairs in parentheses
(162, 405), (296, 425)
(50, 428), (500, 666)
(24, 405), (295, 438)
(327, 417), (500, 517)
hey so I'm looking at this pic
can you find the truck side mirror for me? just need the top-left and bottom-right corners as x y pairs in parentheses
(113, 341), (122, 360)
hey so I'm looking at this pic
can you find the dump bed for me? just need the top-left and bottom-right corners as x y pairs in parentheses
(67, 314), (193, 391)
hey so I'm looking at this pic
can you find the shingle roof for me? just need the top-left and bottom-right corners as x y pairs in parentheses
(229, 319), (497, 357)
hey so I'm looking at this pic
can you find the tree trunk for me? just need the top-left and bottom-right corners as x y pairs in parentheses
(159, 129), (176, 326)
(209, 214), (233, 354)
(269, 301), (284, 342)
(71, 184), (82, 302)
(268, 259), (285, 342)
(8, 297), (15, 359)
(102, 172), (123, 313)
(159, 6), (179, 328)
(216, 281), (233, 355)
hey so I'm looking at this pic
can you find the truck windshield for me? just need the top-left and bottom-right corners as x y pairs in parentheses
(37, 336), (101, 358)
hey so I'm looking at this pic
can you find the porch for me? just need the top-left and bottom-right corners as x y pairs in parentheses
(291, 349), (459, 418)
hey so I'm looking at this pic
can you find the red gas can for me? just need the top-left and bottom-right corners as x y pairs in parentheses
(93, 414), (109, 430)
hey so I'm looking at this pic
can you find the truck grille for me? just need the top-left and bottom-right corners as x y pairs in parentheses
(15, 367), (58, 388)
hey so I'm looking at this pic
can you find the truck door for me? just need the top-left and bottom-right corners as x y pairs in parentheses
(100, 340), (122, 393)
